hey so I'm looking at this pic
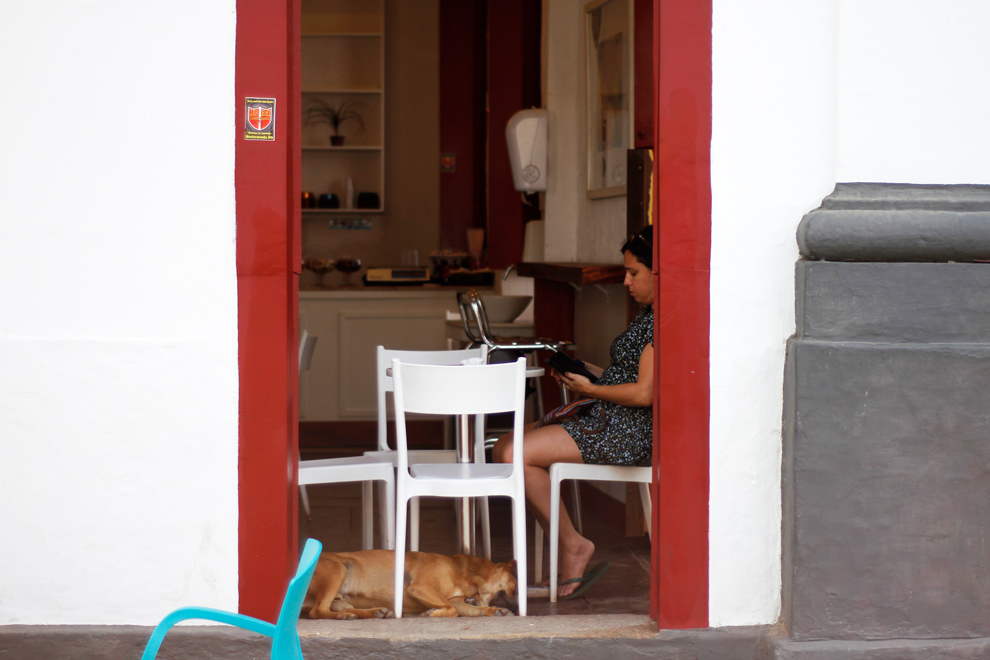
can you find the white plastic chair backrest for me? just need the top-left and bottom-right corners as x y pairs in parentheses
(391, 357), (527, 477)
(375, 345), (488, 452)
(299, 330), (318, 372)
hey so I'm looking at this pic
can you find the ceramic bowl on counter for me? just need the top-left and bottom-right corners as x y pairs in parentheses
(482, 295), (532, 323)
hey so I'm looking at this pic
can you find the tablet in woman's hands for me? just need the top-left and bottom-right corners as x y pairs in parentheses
(545, 351), (599, 383)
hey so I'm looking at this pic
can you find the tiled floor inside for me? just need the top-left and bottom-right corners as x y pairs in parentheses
(297, 477), (652, 616)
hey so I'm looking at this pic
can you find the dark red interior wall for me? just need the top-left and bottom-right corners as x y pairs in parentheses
(634, 0), (655, 149)
(236, 0), (301, 622)
(439, 0), (539, 266)
(486, 0), (541, 269)
(652, 0), (712, 630)
(439, 0), (488, 252)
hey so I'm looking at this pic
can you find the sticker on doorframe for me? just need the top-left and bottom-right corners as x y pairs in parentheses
(244, 98), (276, 141)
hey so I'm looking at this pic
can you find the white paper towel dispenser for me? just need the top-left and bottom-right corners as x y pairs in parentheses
(505, 108), (548, 192)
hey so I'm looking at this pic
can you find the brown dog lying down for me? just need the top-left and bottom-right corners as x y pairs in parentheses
(302, 549), (518, 619)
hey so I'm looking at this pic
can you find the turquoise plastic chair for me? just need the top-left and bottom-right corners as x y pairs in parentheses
(139, 538), (322, 660)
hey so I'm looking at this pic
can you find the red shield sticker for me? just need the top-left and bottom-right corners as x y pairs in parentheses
(244, 98), (276, 141)
(248, 106), (273, 131)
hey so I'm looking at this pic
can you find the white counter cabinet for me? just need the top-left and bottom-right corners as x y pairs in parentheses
(299, 288), (480, 421)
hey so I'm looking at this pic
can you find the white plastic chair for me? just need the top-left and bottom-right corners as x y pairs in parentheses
(296, 330), (396, 550)
(363, 345), (494, 558)
(391, 357), (529, 617)
(298, 329), (318, 519)
(535, 463), (652, 602)
(298, 329), (318, 375)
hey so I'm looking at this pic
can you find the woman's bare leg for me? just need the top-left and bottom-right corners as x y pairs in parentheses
(493, 424), (595, 597)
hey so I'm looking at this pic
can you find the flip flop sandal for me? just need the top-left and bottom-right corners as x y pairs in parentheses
(558, 561), (611, 601)
(541, 564), (601, 588)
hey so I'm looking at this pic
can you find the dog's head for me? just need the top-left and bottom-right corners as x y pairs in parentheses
(474, 559), (519, 615)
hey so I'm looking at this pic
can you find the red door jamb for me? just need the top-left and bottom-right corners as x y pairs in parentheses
(651, 0), (712, 629)
(236, 0), (302, 622)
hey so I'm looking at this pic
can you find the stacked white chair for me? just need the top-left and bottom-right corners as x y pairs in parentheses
(296, 330), (396, 549)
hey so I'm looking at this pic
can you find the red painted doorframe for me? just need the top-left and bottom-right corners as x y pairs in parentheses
(236, 0), (302, 621)
(233, 0), (712, 626)
(651, 0), (712, 629)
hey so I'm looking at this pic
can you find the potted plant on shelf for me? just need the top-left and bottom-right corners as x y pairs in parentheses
(303, 99), (366, 146)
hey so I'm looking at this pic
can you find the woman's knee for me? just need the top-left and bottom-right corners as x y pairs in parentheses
(493, 434), (514, 463)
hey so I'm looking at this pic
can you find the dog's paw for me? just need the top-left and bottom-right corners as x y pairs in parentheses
(493, 607), (515, 617)
(420, 608), (457, 618)
(375, 608), (395, 619)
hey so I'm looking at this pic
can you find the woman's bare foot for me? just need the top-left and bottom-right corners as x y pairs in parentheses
(557, 535), (595, 598)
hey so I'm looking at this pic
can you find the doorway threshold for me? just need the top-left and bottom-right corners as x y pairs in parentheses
(299, 613), (656, 641)
(298, 616), (771, 660)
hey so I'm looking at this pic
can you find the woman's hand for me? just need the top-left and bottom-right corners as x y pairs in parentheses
(551, 361), (601, 390)
(555, 370), (595, 397)
(550, 345), (653, 407)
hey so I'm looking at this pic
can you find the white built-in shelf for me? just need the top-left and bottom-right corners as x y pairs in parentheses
(301, 0), (385, 214)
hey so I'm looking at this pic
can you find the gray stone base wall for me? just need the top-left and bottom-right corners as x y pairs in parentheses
(776, 183), (990, 660)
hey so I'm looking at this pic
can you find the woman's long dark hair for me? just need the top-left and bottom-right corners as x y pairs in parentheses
(621, 224), (654, 269)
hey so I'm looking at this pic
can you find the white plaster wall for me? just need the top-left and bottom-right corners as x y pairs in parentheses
(543, 0), (628, 265)
(544, 0), (585, 263)
(710, 0), (838, 626)
(0, 2), (238, 624)
(711, 0), (990, 627)
(836, 0), (990, 184)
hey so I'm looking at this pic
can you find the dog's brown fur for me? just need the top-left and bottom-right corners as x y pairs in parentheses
(301, 550), (517, 619)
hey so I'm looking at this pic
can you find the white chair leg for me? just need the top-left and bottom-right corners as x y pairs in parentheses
(534, 520), (544, 586)
(410, 497), (420, 551)
(361, 481), (374, 550)
(570, 481), (583, 535)
(394, 495), (408, 618)
(511, 496), (528, 616)
(377, 481), (388, 548)
(549, 472), (563, 603)
(453, 498), (462, 551)
(463, 496), (475, 555)
(300, 485), (311, 520)
(384, 478), (396, 550)
(639, 481), (652, 536)
(478, 496), (492, 560)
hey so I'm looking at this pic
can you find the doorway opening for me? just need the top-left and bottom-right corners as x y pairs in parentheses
(237, 0), (712, 630)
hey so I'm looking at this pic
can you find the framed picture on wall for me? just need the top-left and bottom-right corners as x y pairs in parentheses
(585, 0), (633, 199)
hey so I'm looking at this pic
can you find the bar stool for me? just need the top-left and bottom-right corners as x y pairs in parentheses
(456, 289), (586, 536)
(456, 289), (576, 408)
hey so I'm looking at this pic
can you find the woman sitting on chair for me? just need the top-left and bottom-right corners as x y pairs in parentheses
(493, 225), (654, 599)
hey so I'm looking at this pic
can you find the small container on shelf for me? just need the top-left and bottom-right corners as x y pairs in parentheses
(336, 256), (362, 287)
(303, 256), (335, 287)
(356, 192), (380, 209)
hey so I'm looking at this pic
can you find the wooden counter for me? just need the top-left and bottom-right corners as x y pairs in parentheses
(515, 262), (625, 285)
